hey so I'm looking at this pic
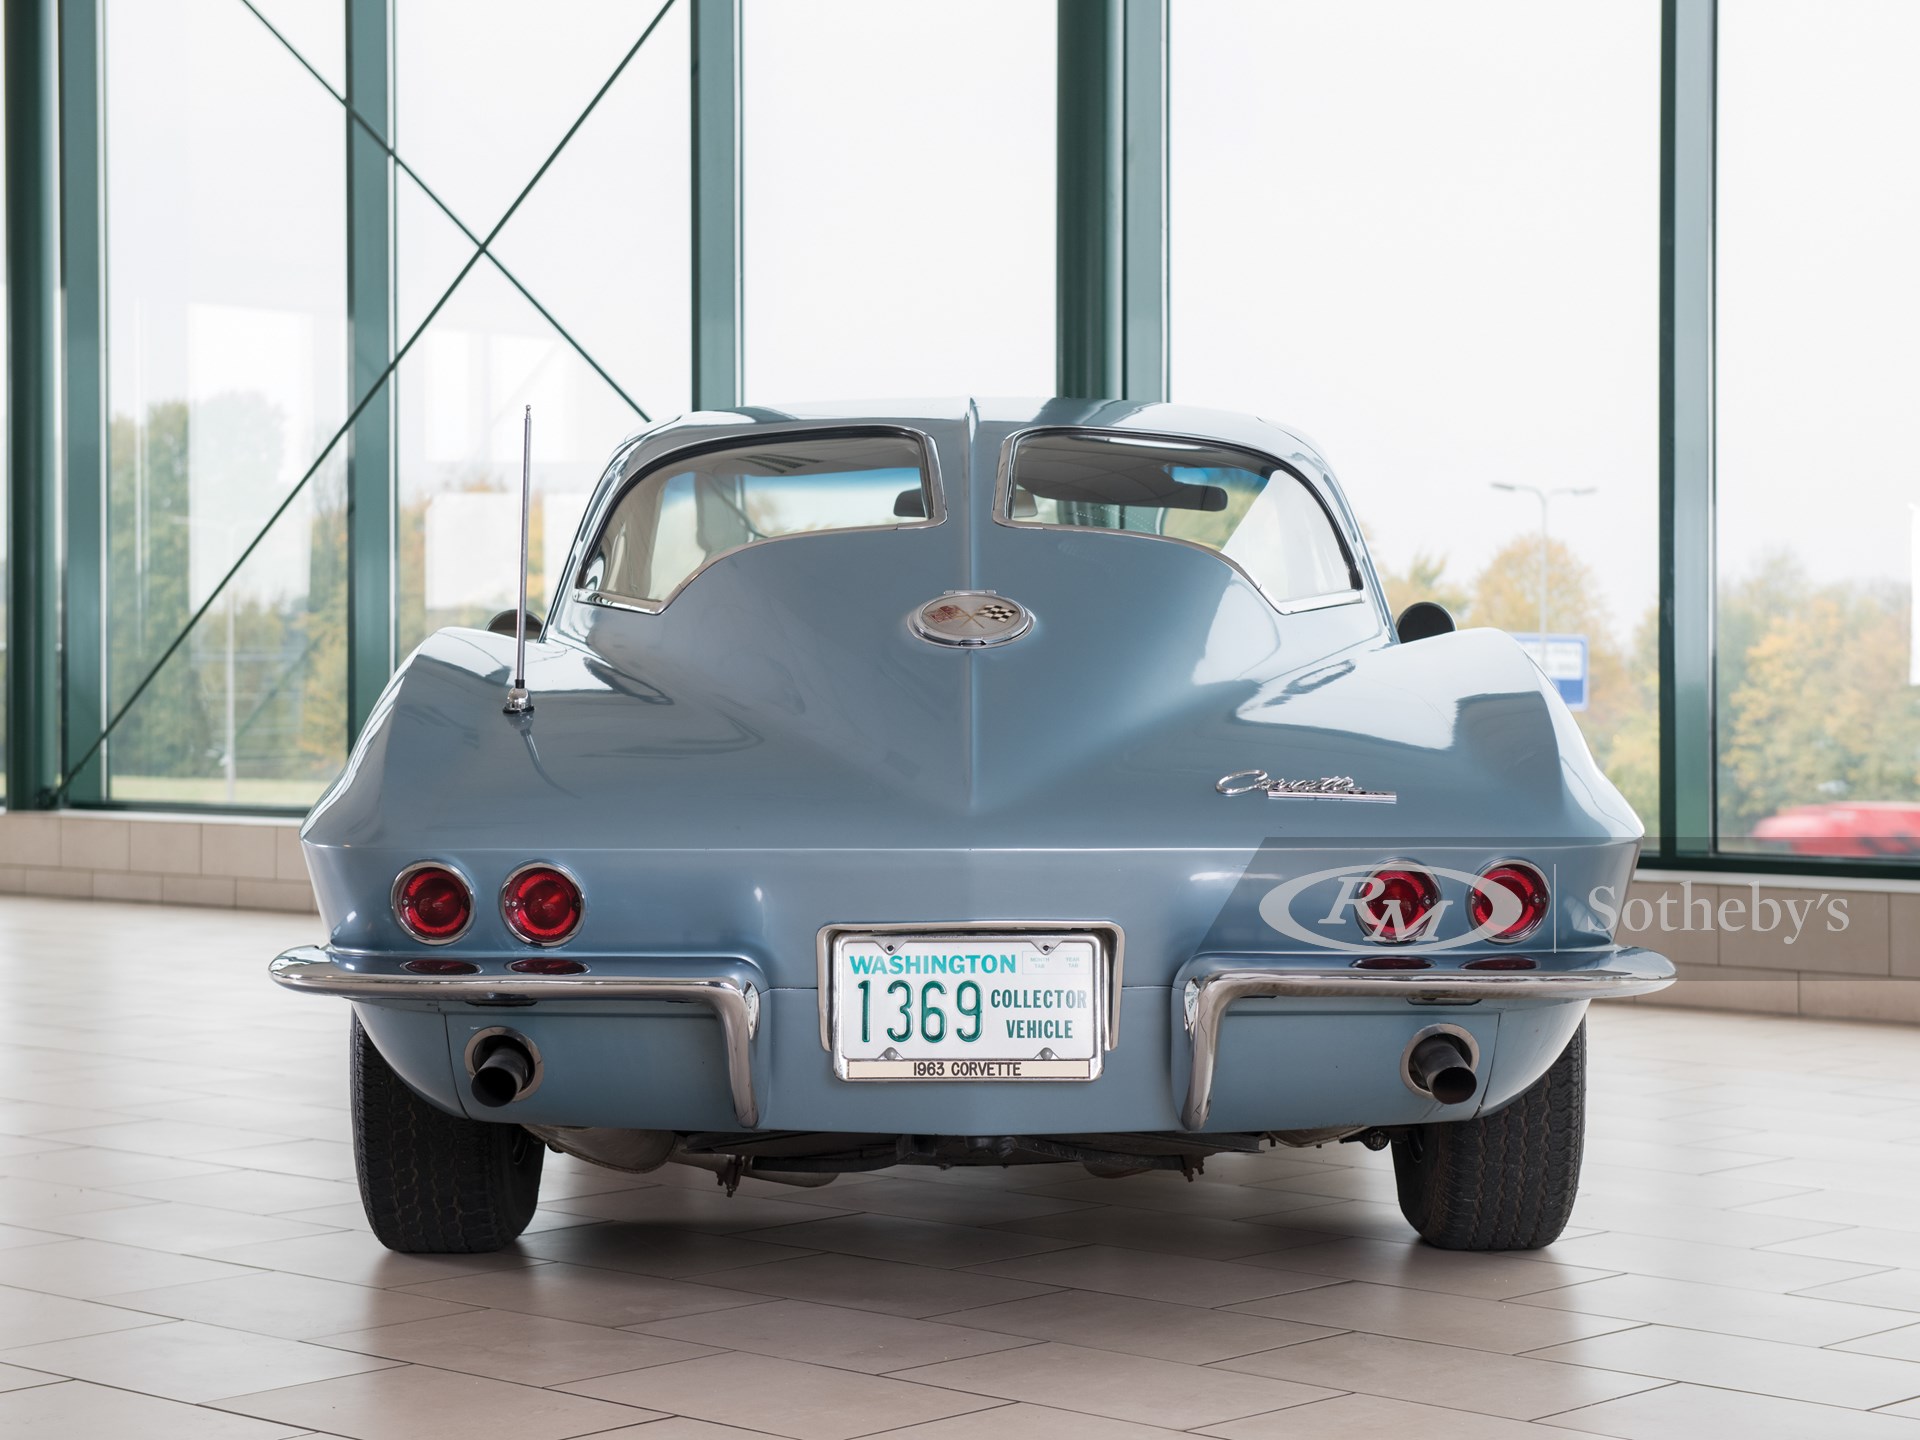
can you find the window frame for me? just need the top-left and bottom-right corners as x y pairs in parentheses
(567, 423), (946, 617)
(993, 425), (1368, 617)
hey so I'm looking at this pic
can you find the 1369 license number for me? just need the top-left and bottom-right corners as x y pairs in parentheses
(851, 979), (1091, 1045)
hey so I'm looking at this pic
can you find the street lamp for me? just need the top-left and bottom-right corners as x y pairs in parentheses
(1490, 482), (1597, 657)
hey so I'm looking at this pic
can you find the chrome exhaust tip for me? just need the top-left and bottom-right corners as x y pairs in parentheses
(1405, 1029), (1478, 1106)
(465, 1028), (541, 1108)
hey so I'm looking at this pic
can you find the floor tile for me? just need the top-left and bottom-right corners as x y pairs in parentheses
(113, 1168), (363, 1214)
(544, 1184), (856, 1231)
(564, 1351), (999, 1440)
(1544, 1380), (1920, 1438)
(101, 1269), (476, 1339)
(1798, 1270), (1920, 1312)
(39, 1119), (286, 1158)
(893, 1340), (1338, 1429)
(867, 1402), (1183, 1438)
(1771, 1225), (1920, 1270)
(700, 1252), (1060, 1318)
(989, 1204), (1313, 1260)
(770, 1177), (1095, 1226)
(579, 1422), (802, 1440)
(967, 1245), (1332, 1307)
(1236, 1236), (1615, 1299)
(1024, 1174), (1341, 1219)
(0, 1175), (155, 1223)
(0, 1362), (60, 1394)
(0, 1222), (63, 1251)
(1517, 1271), (1920, 1345)
(0, 1379), (312, 1439)
(746, 1212), (1076, 1268)
(0, 1102), (131, 1135)
(27, 1199), (339, 1254)
(320, 1305), (719, 1384)
(1231, 1278), (1639, 1353)
(1528, 1322), (1920, 1409)
(1216, 1330), (1664, 1420)
(204, 1228), (541, 1287)
(1541, 1230), (1885, 1293)
(0, 1237), (261, 1298)
(0, 1283), (168, 1348)
(515, 1219), (819, 1277)
(938, 1287), (1341, 1364)
(0, 1318), (397, 1403)
(215, 1363), (660, 1440)
(0, 1146), (225, 1187)
(194, 1139), (357, 1181)
(400, 1262), (763, 1327)
(1835, 1322), (1920, 1362)
(1567, 1191), (1845, 1249)
(1742, 1187), (1920, 1233)
(1199, 1391), (1564, 1439)
(638, 1297), (1035, 1372)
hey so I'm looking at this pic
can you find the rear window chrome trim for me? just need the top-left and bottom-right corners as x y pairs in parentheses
(567, 423), (946, 617)
(994, 424), (1369, 619)
(1274, 588), (1368, 616)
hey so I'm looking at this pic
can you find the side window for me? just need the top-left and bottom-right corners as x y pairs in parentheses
(1005, 431), (1358, 608)
(579, 432), (934, 607)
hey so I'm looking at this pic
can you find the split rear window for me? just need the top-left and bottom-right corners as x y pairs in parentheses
(579, 431), (933, 608)
(1003, 431), (1360, 609)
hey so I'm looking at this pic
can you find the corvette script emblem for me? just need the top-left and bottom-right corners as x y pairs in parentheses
(1216, 770), (1397, 803)
(910, 591), (1034, 647)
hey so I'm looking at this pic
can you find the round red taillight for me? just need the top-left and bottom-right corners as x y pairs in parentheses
(1357, 867), (1441, 943)
(1470, 862), (1550, 942)
(393, 864), (473, 943)
(501, 865), (583, 946)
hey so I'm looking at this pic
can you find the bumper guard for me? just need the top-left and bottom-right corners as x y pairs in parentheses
(269, 947), (763, 1127)
(1179, 946), (1675, 1129)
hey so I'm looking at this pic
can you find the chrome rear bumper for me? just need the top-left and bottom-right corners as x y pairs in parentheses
(1178, 946), (1675, 1129)
(268, 947), (763, 1127)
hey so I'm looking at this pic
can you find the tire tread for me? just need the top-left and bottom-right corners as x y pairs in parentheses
(1392, 1021), (1585, 1250)
(351, 1016), (541, 1253)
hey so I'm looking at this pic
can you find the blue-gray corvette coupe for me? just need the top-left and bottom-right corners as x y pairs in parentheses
(270, 398), (1673, 1255)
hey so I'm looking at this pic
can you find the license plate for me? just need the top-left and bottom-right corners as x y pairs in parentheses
(830, 932), (1105, 1081)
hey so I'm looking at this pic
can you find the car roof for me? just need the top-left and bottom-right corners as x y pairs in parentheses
(607, 397), (1332, 478)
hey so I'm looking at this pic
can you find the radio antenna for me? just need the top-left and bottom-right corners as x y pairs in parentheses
(505, 404), (534, 715)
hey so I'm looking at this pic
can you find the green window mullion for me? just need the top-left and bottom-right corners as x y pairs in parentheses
(345, 0), (394, 742)
(1659, 0), (1716, 858)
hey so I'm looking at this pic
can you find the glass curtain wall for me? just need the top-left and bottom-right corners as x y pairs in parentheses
(102, 0), (349, 807)
(1716, 1), (1920, 860)
(740, 0), (1055, 402)
(1168, 0), (1662, 827)
(392, 0), (689, 654)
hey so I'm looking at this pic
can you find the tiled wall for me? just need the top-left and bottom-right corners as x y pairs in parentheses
(2, 816), (1916, 1023)
(0, 811), (314, 913)
(1619, 872), (1920, 1025)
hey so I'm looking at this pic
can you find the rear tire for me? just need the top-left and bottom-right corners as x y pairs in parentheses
(350, 1015), (542, 1253)
(1390, 1020), (1585, 1251)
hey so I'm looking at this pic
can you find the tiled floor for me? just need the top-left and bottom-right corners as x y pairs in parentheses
(3, 899), (1920, 1438)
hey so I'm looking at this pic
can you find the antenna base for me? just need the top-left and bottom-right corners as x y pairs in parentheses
(504, 687), (533, 715)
